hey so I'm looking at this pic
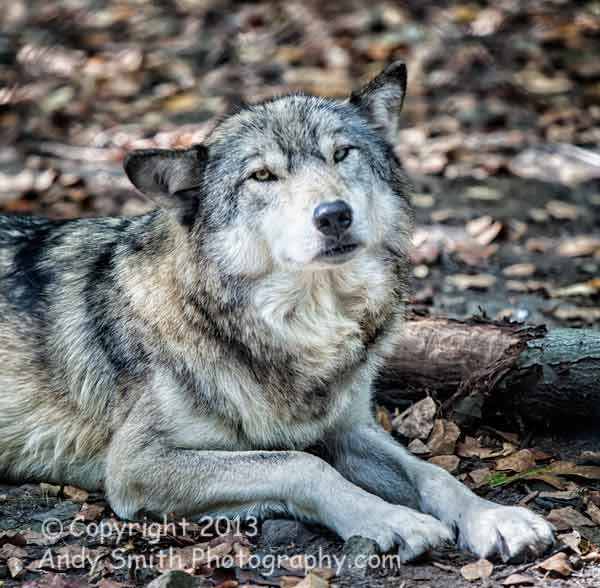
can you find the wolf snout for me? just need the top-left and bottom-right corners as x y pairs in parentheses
(313, 200), (353, 237)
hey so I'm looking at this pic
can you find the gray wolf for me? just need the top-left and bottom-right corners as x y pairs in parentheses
(0, 62), (553, 563)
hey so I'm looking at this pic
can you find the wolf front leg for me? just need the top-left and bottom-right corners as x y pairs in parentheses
(325, 423), (554, 562)
(105, 435), (452, 562)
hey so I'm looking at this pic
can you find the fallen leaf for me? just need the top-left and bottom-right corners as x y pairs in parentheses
(466, 215), (503, 246)
(448, 273), (497, 291)
(408, 438), (430, 456)
(537, 552), (572, 577)
(557, 236), (600, 257)
(294, 572), (329, 588)
(577, 451), (600, 465)
(457, 436), (495, 459)
(97, 580), (123, 588)
(586, 501), (600, 525)
(547, 507), (595, 531)
(547, 461), (600, 481)
(427, 419), (461, 456)
(148, 571), (197, 588)
(551, 278), (600, 298)
(546, 200), (580, 220)
(502, 263), (536, 278)
(429, 455), (460, 473)
(552, 306), (600, 323)
(75, 502), (104, 521)
(469, 468), (492, 487)
(515, 70), (572, 95)
(582, 550), (600, 563)
(502, 573), (536, 586)
(496, 450), (538, 473)
(280, 577), (303, 588)
(311, 567), (336, 580)
(22, 572), (90, 587)
(0, 532), (27, 547)
(392, 397), (437, 440)
(505, 280), (551, 294)
(558, 530), (582, 554)
(63, 485), (89, 502)
(0, 542), (27, 559)
(40, 483), (61, 497)
(465, 186), (502, 201)
(8, 556), (24, 578)
(375, 405), (392, 433)
(460, 559), (493, 581)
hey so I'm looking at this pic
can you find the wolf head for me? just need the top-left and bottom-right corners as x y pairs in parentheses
(125, 62), (412, 276)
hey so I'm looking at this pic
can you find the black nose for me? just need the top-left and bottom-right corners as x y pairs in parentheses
(313, 200), (353, 236)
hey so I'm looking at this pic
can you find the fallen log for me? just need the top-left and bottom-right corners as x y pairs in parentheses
(376, 316), (600, 428)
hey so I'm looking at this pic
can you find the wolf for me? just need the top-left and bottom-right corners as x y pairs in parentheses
(0, 62), (553, 563)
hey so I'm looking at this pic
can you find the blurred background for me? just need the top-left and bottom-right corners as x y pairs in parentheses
(1, 0), (599, 327)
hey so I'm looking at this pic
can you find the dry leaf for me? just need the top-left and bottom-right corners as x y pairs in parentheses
(545, 200), (580, 220)
(375, 405), (392, 433)
(469, 468), (492, 487)
(502, 263), (536, 278)
(547, 507), (595, 531)
(98, 579), (124, 588)
(496, 450), (537, 473)
(294, 572), (329, 588)
(280, 577), (304, 588)
(502, 573), (536, 586)
(582, 550), (600, 563)
(585, 500), (600, 525)
(0, 531), (26, 547)
(558, 530), (582, 554)
(427, 419), (461, 456)
(448, 273), (497, 291)
(557, 236), (600, 257)
(75, 502), (104, 521)
(466, 215), (503, 245)
(551, 278), (600, 298)
(460, 559), (493, 581)
(311, 567), (335, 580)
(8, 556), (24, 578)
(521, 471), (566, 490)
(457, 436), (495, 459)
(40, 483), (61, 497)
(547, 461), (600, 480)
(0, 542), (27, 559)
(537, 552), (572, 577)
(63, 485), (89, 502)
(408, 438), (430, 456)
(429, 455), (460, 473)
(392, 397), (437, 440)
(552, 306), (600, 323)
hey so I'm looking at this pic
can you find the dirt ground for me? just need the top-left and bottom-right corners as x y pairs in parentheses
(1, 0), (600, 586)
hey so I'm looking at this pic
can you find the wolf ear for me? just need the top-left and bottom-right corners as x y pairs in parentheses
(350, 61), (407, 143)
(124, 145), (207, 201)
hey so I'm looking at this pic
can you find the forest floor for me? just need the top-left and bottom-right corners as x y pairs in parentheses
(1, 1), (600, 586)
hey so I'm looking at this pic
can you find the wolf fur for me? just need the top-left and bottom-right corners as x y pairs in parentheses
(0, 62), (553, 563)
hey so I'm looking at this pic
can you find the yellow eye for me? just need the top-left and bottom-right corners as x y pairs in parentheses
(334, 146), (352, 163)
(251, 169), (277, 182)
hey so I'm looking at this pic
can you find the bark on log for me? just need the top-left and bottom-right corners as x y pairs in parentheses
(376, 316), (600, 427)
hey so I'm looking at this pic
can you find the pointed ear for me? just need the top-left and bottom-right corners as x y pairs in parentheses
(350, 61), (407, 143)
(124, 145), (208, 200)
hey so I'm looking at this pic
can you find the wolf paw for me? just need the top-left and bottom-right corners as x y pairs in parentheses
(343, 503), (454, 563)
(458, 504), (554, 562)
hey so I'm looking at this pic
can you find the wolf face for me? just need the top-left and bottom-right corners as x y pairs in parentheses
(125, 62), (412, 277)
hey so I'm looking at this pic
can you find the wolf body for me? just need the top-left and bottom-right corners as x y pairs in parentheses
(0, 63), (553, 562)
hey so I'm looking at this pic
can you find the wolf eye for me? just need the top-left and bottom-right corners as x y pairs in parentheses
(250, 169), (277, 182)
(333, 146), (352, 163)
